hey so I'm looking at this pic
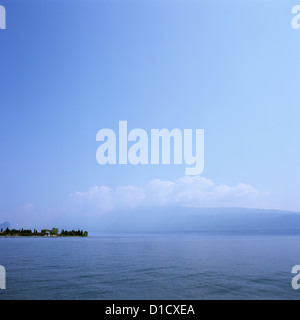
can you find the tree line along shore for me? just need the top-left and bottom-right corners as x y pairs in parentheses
(0, 227), (88, 237)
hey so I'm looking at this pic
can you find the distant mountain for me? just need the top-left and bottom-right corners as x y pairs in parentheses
(87, 207), (300, 235)
(0, 221), (11, 230)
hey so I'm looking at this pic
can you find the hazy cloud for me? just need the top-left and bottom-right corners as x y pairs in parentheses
(23, 203), (34, 211)
(70, 176), (262, 215)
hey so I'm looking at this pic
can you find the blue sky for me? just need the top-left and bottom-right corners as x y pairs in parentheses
(1, 0), (300, 228)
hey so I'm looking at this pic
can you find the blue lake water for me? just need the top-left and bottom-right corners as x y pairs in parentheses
(0, 234), (299, 300)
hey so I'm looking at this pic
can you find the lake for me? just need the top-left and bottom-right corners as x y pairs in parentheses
(0, 234), (299, 300)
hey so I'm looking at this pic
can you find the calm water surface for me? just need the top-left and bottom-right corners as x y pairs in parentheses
(0, 234), (299, 300)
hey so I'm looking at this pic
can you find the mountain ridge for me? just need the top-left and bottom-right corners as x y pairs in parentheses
(86, 207), (300, 234)
(0, 221), (11, 230)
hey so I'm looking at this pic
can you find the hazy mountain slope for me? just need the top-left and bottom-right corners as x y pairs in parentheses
(0, 221), (11, 230)
(88, 207), (300, 234)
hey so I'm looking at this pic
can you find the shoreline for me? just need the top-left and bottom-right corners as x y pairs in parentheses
(0, 235), (88, 238)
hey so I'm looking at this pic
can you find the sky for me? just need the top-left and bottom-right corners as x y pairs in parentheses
(0, 0), (300, 229)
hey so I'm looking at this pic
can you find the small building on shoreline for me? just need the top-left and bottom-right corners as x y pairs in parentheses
(41, 229), (51, 236)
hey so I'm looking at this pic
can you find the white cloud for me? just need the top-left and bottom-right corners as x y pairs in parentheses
(70, 186), (115, 214)
(23, 203), (34, 211)
(213, 183), (259, 199)
(70, 176), (263, 215)
(114, 185), (146, 208)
